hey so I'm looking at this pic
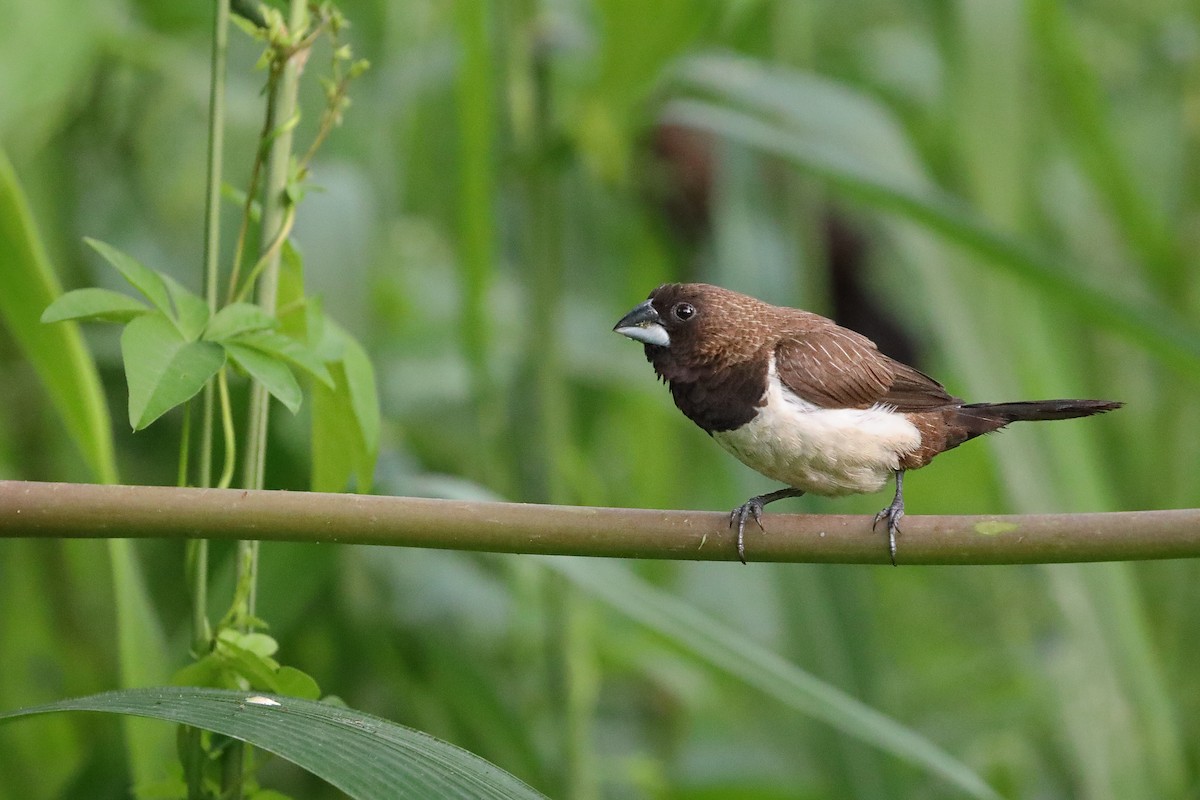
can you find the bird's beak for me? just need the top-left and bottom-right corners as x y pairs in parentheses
(613, 300), (670, 347)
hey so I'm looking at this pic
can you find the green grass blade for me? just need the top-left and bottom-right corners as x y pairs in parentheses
(107, 540), (173, 791)
(0, 150), (118, 484)
(0, 687), (550, 800)
(663, 58), (1200, 377)
(453, 0), (506, 490)
(1028, 0), (1177, 291)
(546, 558), (1002, 800)
(0, 152), (173, 792)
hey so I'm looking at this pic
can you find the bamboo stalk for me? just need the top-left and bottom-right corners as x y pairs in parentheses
(2, 480), (1197, 565)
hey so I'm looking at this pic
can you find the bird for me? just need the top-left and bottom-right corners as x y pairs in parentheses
(613, 283), (1122, 565)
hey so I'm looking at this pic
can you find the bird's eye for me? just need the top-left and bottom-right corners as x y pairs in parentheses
(673, 302), (696, 321)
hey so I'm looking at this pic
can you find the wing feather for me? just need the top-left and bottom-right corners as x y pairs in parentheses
(775, 325), (959, 410)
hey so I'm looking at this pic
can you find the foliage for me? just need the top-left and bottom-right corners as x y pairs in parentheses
(0, 688), (548, 800)
(1, 1), (1198, 799)
(43, 238), (335, 430)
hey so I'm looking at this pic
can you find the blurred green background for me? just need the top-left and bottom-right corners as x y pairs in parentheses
(2, 0), (1198, 798)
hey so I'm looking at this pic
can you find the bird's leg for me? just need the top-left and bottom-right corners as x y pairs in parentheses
(729, 488), (805, 565)
(872, 470), (905, 566)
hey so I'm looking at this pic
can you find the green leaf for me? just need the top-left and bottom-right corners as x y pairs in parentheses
(0, 688), (550, 800)
(232, 329), (334, 388)
(305, 295), (338, 361)
(172, 654), (226, 689)
(161, 274), (210, 340)
(84, 237), (174, 319)
(276, 240), (308, 340)
(311, 369), (357, 493)
(249, 789), (295, 800)
(0, 150), (118, 484)
(121, 313), (226, 430)
(547, 558), (1003, 800)
(107, 539), (174, 787)
(175, 632), (320, 701)
(0, 156), (170, 792)
(225, 342), (302, 414)
(310, 328), (379, 494)
(219, 630), (279, 659)
(204, 302), (277, 342)
(41, 287), (151, 324)
(273, 667), (321, 701)
(216, 641), (286, 692)
(337, 327), (380, 463)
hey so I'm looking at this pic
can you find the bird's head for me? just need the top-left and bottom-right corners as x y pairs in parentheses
(613, 283), (773, 379)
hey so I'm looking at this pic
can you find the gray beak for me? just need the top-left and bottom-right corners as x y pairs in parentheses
(613, 299), (670, 347)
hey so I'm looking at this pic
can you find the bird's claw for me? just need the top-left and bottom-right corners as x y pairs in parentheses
(727, 488), (805, 564)
(729, 500), (766, 565)
(872, 502), (903, 567)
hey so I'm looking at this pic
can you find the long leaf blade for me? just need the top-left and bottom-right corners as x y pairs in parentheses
(0, 687), (549, 800)
(665, 56), (1200, 376)
(0, 151), (172, 789)
(106, 540), (173, 788)
(0, 151), (118, 483)
(547, 558), (1002, 800)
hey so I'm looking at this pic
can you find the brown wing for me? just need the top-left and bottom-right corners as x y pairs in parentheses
(775, 326), (959, 410)
(882, 360), (961, 410)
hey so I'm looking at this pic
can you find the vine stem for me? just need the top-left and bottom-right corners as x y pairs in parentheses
(193, 0), (230, 633)
(239, 0), (306, 624)
(225, 1), (307, 795)
(186, 1), (230, 796)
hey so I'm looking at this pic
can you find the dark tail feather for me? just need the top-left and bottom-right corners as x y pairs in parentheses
(964, 399), (1123, 422)
(955, 399), (1123, 440)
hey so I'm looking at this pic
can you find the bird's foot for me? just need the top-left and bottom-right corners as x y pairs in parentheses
(872, 498), (904, 566)
(729, 498), (768, 565)
(728, 488), (805, 565)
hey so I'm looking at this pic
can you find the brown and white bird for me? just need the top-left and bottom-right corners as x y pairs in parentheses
(613, 283), (1122, 564)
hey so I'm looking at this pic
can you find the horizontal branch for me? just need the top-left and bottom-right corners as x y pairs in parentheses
(1, 480), (1197, 565)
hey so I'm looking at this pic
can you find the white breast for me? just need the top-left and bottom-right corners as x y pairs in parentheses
(711, 355), (921, 496)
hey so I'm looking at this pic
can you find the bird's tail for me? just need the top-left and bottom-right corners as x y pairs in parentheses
(965, 399), (1123, 422)
(955, 399), (1123, 439)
